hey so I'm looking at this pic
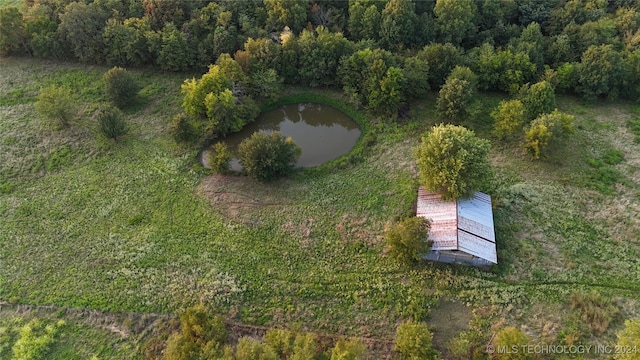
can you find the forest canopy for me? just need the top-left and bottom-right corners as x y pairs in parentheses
(2, 0), (640, 106)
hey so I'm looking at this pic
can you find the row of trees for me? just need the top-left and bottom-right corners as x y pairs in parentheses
(2, 1), (640, 102)
(159, 303), (439, 360)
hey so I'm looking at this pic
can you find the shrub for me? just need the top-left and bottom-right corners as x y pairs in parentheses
(238, 132), (301, 182)
(264, 329), (295, 358)
(170, 113), (198, 143)
(235, 337), (278, 360)
(570, 291), (617, 335)
(394, 321), (438, 360)
(436, 78), (474, 123)
(103, 67), (139, 108)
(12, 319), (65, 360)
(520, 80), (556, 121)
(385, 217), (431, 265)
(208, 143), (232, 174)
(522, 110), (574, 159)
(34, 85), (76, 128)
(97, 106), (128, 140)
(492, 99), (526, 138)
(415, 124), (492, 200)
(330, 338), (368, 360)
(615, 319), (640, 360)
(493, 326), (534, 360)
(164, 304), (228, 360)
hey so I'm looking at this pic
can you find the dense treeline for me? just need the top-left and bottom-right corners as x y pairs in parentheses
(2, 0), (640, 106)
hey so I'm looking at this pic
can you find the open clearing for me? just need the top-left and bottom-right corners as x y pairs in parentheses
(1, 57), (640, 357)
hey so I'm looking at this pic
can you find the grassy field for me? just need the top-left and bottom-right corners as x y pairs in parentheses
(1, 57), (639, 358)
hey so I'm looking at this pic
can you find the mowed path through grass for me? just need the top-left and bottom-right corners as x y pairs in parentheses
(1, 57), (640, 354)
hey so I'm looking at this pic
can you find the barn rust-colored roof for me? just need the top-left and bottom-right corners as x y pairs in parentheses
(417, 187), (497, 264)
(417, 187), (457, 250)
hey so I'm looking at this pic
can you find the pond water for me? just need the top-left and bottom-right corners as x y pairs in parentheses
(202, 103), (361, 171)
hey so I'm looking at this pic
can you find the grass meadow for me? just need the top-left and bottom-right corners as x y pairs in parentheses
(1, 57), (640, 358)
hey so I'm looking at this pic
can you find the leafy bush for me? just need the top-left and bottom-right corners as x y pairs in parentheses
(103, 67), (139, 108)
(492, 326), (534, 360)
(415, 124), (492, 200)
(238, 132), (301, 182)
(208, 143), (232, 174)
(492, 99), (526, 138)
(235, 337), (278, 360)
(97, 105), (128, 140)
(522, 110), (574, 159)
(34, 85), (76, 128)
(330, 338), (368, 360)
(615, 319), (640, 360)
(264, 328), (295, 358)
(164, 304), (228, 360)
(570, 291), (617, 335)
(385, 217), (431, 265)
(436, 78), (474, 123)
(170, 113), (198, 143)
(394, 321), (438, 360)
(12, 319), (65, 360)
(520, 80), (556, 121)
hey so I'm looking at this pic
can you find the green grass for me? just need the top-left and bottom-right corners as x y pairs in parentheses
(2, 57), (640, 357)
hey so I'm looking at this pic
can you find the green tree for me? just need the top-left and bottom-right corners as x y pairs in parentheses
(520, 80), (556, 120)
(238, 132), (301, 182)
(434, 0), (476, 46)
(143, 0), (187, 30)
(248, 67), (283, 101)
(58, 1), (110, 63)
(385, 217), (431, 265)
(330, 338), (368, 360)
(158, 23), (193, 71)
(394, 321), (439, 360)
(379, 0), (416, 50)
(516, 22), (545, 74)
(493, 327), (534, 360)
(615, 319), (640, 360)
(348, 0), (382, 42)
(368, 66), (405, 116)
(577, 44), (626, 100)
(235, 337), (279, 360)
(436, 78), (474, 123)
(25, 5), (69, 59)
(265, 0), (308, 33)
(523, 110), (575, 159)
(290, 332), (318, 360)
(297, 26), (354, 87)
(103, 67), (139, 109)
(447, 65), (478, 89)
(164, 304), (228, 360)
(265, 328), (295, 358)
(208, 143), (232, 174)
(0, 7), (26, 55)
(492, 99), (526, 138)
(97, 106), (128, 140)
(34, 85), (76, 128)
(338, 47), (395, 106)
(475, 43), (537, 93)
(416, 42), (462, 89)
(415, 124), (491, 200)
(402, 55), (430, 100)
(170, 113), (198, 143)
(12, 319), (64, 360)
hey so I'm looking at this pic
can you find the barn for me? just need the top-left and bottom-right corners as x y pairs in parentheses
(416, 186), (497, 266)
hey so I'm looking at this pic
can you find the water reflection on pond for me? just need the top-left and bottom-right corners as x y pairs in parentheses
(202, 103), (361, 171)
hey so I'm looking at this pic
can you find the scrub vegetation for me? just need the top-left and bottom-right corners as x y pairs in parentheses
(2, 0), (640, 358)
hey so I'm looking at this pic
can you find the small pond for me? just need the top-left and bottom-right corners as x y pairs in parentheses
(202, 103), (362, 171)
